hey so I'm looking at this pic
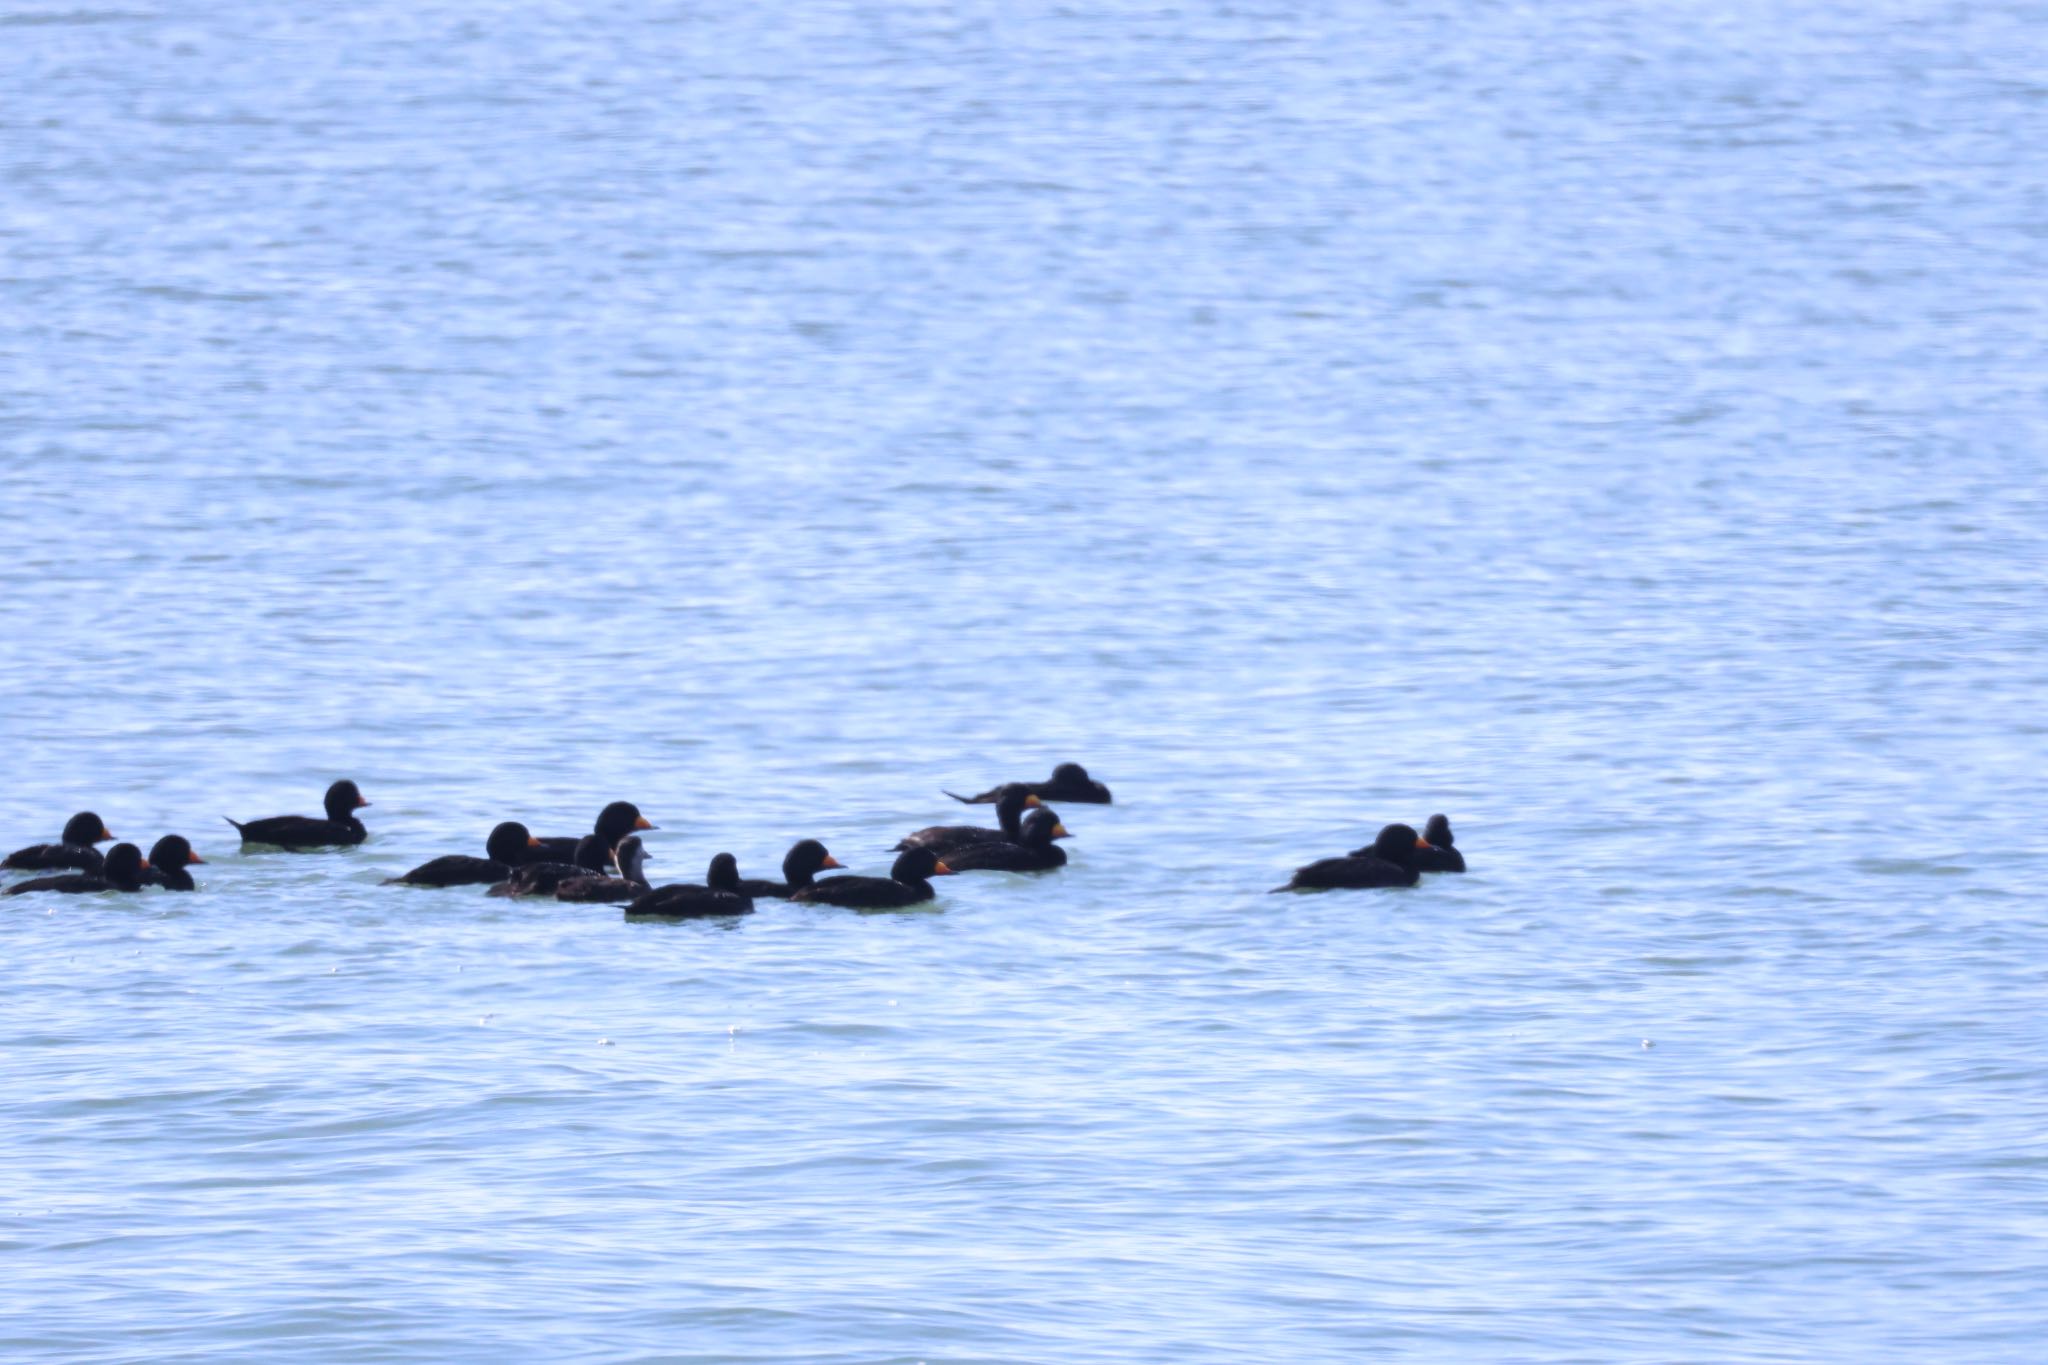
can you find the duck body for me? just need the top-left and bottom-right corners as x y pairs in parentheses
(625, 852), (754, 920)
(5, 842), (150, 895)
(556, 837), (653, 903)
(940, 809), (1070, 873)
(387, 822), (543, 887)
(3, 811), (116, 872)
(141, 835), (204, 890)
(1276, 823), (1429, 892)
(898, 787), (1039, 855)
(794, 848), (953, 909)
(228, 780), (370, 850)
(735, 839), (842, 899)
(948, 762), (1112, 806)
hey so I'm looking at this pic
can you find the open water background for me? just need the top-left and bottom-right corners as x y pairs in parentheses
(3, 1), (2046, 1359)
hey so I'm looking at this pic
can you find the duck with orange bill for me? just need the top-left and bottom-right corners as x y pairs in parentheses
(227, 780), (371, 850)
(1274, 823), (1433, 892)
(4, 811), (117, 873)
(4, 842), (151, 895)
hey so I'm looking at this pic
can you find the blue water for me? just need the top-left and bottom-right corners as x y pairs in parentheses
(5, 1), (2046, 1359)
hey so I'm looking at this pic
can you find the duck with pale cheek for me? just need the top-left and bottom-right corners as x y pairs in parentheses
(487, 834), (615, 897)
(1400, 814), (1466, 873)
(556, 836), (655, 903)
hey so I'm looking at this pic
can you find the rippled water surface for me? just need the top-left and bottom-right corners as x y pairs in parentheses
(5, 1), (2046, 1359)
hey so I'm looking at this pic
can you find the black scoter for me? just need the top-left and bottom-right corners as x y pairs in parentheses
(534, 802), (654, 865)
(897, 785), (1041, 855)
(387, 821), (544, 887)
(940, 808), (1071, 873)
(624, 852), (754, 920)
(735, 839), (843, 899)
(1404, 814), (1466, 873)
(793, 847), (954, 909)
(226, 780), (370, 849)
(3, 811), (117, 873)
(1274, 823), (1431, 892)
(141, 835), (205, 890)
(4, 842), (150, 896)
(948, 762), (1112, 805)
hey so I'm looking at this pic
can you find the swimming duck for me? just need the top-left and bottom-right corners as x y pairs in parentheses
(735, 839), (844, 899)
(386, 821), (544, 887)
(939, 808), (1070, 873)
(141, 835), (205, 890)
(226, 780), (370, 849)
(624, 852), (754, 919)
(897, 785), (1041, 855)
(1274, 823), (1430, 891)
(4, 842), (150, 895)
(533, 802), (654, 865)
(792, 847), (954, 909)
(3, 811), (117, 873)
(947, 762), (1111, 805)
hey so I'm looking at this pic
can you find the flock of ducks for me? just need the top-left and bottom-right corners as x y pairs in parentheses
(3, 762), (1469, 914)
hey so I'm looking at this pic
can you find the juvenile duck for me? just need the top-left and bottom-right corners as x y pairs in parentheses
(556, 836), (654, 903)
